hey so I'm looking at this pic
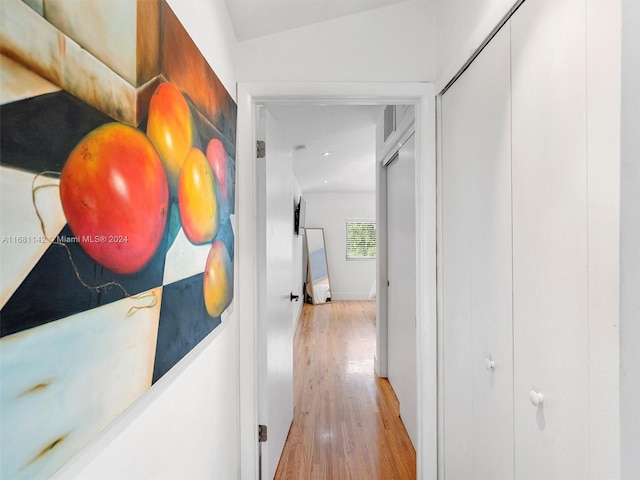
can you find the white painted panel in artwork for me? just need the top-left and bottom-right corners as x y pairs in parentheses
(162, 227), (212, 285)
(0, 54), (60, 104)
(0, 166), (66, 308)
(0, 287), (162, 480)
(0, 0), (137, 123)
(41, 0), (137, 85)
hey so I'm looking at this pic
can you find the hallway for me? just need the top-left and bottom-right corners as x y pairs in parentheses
(274, 301), (416, 479)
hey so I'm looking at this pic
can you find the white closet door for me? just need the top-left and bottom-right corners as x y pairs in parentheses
(442, 23), (513, 480)
(442, 82), (473, 480)
(387, 133), (417, 448)
(511, 1), (589, 478)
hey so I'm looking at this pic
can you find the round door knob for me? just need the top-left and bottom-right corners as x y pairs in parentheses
(484, 358), (496, 370)
(529, 390), (545, 407)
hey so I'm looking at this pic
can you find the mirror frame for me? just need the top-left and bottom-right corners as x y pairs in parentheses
(304, 227), (332, 305)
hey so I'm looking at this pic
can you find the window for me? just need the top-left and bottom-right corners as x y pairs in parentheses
(346, 220), (376, 260)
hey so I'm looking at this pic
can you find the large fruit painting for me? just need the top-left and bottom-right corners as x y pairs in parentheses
(0, 2), (237, 479)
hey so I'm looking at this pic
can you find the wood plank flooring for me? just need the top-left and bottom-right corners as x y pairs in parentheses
(274, 300), (416, 479)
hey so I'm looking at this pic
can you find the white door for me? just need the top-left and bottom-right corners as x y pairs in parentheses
(386, 132), (417, 447)
(441, 21), (513, 480)
(258, 109), (294, 480)
(511, 1), (589, 478)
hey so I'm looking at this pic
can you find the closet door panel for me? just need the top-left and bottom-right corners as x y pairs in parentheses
(442, 82), (473, 479)
(387, 132), (417, 448)
(511, 1), (589, 478)
(442, 22), (513, 480)
(469, 23), (514, 480)
(586, 2), (621, 476)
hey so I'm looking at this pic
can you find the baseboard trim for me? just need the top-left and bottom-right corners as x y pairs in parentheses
(331, 293), (374, 301)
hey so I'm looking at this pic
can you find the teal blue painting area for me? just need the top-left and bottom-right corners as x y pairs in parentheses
(0, 91), (111, 174)
(152, 273), (221, 382)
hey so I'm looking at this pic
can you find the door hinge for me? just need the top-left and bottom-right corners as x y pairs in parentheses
(258, 424), (268, 442)
(257, 140), (266, 159)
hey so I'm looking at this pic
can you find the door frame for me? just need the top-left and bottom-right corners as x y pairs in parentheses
(236, 82), (437, 480)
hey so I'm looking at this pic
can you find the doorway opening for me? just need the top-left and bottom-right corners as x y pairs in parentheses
(236, 83), (437, 480)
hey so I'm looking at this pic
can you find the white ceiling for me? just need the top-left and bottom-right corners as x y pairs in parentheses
(224, 0), (412, 41)
(266, 105), (383, 194)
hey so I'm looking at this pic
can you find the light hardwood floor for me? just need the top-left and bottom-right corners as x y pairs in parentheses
(274, 300), (416, 479)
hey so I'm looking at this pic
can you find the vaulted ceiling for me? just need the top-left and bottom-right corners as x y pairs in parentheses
(224, 0), (412, 41)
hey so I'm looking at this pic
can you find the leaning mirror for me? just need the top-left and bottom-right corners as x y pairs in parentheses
(305, 228), (331, 304)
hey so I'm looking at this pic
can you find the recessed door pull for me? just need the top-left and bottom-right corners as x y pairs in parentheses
(529, 390), (545, 407)
(484, 358), (496, 370)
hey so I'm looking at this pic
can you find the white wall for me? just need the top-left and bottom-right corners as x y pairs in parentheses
(435, 0), (517, 90)
(304, 192), (376, 301)
(621, 0), (640, 478)
(237, 0), (435, 82)
(53, 2), (242, 478)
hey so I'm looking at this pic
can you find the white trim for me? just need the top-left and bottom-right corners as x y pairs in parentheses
(237, 82), (436, 480)
(376, 143), (389, 378)
(415, 87), (438, 480)
(381, 110), (416, 166)
(237, 84), (260, 480)
(435, 93), (446, 480)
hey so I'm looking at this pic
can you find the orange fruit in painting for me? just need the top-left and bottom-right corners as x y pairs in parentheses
(178, 147), (219, 244)
(203, 240), (233, 317)
(146, 82), (199, 193)
(59, 122), (169, 275)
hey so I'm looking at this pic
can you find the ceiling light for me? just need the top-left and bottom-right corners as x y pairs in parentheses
(322, 151), (332, 156)
(323, 180), (328, 184)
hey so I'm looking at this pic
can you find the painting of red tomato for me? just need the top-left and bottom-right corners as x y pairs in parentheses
(60, 123), (169, 275)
